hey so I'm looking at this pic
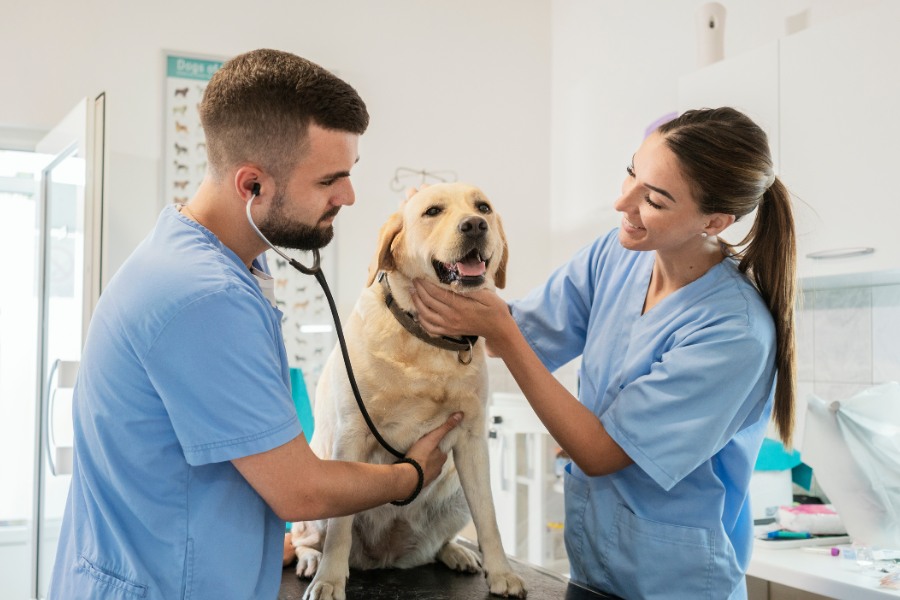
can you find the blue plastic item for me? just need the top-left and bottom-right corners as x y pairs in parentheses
(754, 437), (802, 471)
(289, 367), (315, 442)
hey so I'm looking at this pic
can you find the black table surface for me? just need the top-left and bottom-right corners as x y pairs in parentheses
(278, 542), (615, 600)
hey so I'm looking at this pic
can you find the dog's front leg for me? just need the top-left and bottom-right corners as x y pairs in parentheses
(302, 437), (359, 600)
(303, 513), (353, 600)
(453, 434), (527, 598)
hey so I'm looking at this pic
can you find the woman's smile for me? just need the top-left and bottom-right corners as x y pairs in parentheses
(622, 215), (645, 232)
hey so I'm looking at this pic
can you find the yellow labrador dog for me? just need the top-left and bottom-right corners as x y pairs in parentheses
(291, 183), (526, 599)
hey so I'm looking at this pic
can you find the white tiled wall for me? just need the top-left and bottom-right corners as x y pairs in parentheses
(791, 284), (900, 451)
(800, 284), (900, 399)
(872, 285), (900, 383)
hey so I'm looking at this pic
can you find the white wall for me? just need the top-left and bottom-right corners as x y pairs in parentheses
(1, 0), (552, 313)
(547, 0), (877, 268)
(6, 0), (882, 312)
(475, 0), (881, 396)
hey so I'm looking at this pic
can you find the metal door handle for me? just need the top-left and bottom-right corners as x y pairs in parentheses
(806, 247), (875, 260)
(44, 359), (78, 476)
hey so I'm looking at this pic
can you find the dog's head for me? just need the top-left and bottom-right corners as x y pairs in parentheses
(367, 183), (508, 291)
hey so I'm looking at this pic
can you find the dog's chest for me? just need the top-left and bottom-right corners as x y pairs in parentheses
(343, 294), (489, 426)
(369, 353), (485, 408)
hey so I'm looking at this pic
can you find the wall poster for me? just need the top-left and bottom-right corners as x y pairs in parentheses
(162, 51), (337, 404)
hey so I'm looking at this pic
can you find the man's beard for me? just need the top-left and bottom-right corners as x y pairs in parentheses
(256, 191), (338, 251)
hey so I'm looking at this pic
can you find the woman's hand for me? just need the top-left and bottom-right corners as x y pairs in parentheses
(410, 279), (515, 352)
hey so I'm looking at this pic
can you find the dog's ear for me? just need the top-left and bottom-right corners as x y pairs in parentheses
(493, 214), (509, 290)
(366, 211), (404, 286)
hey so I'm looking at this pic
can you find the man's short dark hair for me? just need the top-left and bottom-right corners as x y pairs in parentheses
(199, 48), (369, 181)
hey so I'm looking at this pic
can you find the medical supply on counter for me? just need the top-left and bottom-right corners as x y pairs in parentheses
(831, 543), (900, 578)
(777, 504), (846, 535)
(800, 547), (837, 556)
(767, 530), (813, 540)
(754, 528), (850, 548)
(881, 569), (900, 590)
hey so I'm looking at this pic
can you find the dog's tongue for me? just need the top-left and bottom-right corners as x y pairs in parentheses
(455, 257), (486, 277)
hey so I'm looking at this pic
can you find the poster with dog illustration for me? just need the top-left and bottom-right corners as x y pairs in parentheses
(163, 52), (224, 204)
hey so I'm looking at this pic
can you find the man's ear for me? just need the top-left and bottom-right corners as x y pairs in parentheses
(366, 211), (404, 286)
(234, 166), (270, 203)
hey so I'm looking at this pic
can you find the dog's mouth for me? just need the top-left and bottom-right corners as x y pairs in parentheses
(433, 248), (489, 287)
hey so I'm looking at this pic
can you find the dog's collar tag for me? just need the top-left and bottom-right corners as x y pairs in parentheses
(378, 271), (478, 365)
(457, 337), (474, 365)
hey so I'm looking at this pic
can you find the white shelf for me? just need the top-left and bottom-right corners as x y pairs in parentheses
(748, 545), (900, 599)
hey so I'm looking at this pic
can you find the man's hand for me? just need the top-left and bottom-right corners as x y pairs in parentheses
(398, 412), (463, 498)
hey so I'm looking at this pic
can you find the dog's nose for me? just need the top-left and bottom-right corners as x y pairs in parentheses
(459, 216), (488, 239)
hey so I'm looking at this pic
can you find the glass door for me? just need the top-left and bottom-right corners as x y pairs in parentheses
(0, 149), (51, 600)
(30, 93), (105, 600)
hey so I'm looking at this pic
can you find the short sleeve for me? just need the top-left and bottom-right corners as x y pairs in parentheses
(601, 322), (775, 491)
(511, 238), (610, 372)
(144, 287), (300, 465)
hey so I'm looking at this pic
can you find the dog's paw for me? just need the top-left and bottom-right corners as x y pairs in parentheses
(302, 580), (346, 600)
(294, 546), (322, 579)
(303, 562), (350, 600)
(437, 541), (482, 574)
(486, 570), (527, 598)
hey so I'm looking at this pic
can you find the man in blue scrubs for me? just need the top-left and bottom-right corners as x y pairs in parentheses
(412, 108), (799, 599)
(49, 49), (461, 599)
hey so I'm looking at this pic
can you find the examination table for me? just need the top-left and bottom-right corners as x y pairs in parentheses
(278, 539), (615, 599)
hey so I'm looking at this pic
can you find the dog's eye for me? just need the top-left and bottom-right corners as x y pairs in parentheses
(476, 203), (492, 214)
(424, 206), (443, 217)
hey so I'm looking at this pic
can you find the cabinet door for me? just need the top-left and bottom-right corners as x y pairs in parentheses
(677, 41), (779, 249)
(780, 2), (900, 286)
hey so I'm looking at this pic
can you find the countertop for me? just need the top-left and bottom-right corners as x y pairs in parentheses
(748, 541), (900, 599)
(278, 542), (615, 600)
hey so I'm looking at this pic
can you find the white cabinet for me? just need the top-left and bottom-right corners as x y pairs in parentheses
(677, 41), (779, 250)
(677, 41), (780, 169)
(780, 1), (900, 288)
(678, 2), (900, 288)
(488, 393), (568, 575)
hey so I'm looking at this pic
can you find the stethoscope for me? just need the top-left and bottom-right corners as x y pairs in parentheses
(245, 186), (420, 497)
(245, 183), (322, 276)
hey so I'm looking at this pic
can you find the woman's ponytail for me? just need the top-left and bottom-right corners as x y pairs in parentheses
(735, 178), (797, 445)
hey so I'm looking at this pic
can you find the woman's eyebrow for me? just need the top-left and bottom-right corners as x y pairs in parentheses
(644, 183), (676, 203)
(632, 153), (677, 203)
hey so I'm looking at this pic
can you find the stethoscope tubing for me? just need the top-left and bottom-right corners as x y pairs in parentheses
(245, 193), (321, 274)
(245, 195), (405, 459)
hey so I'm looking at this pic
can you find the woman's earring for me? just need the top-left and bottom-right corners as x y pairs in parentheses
(700, 232), (709, 238)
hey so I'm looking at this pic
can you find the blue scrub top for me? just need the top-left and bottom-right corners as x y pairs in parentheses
(512, 229), (775, 600)
(49, 205), (302, 599)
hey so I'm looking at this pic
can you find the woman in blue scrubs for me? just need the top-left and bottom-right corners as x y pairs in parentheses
(411, 107), (796, 599)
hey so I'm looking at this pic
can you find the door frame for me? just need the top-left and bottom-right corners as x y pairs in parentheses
(29, 92), (106, 600)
